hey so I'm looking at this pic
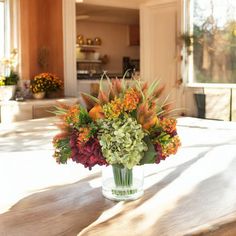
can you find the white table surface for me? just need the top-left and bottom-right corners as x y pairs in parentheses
(0, 117), (236, 236)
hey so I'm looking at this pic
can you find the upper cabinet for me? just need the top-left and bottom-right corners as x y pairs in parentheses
(129, 25), (140, 46)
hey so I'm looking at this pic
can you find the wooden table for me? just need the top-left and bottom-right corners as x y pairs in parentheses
(0, 117), (236, 236)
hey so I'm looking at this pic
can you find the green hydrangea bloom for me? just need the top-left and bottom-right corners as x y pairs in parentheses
(97, 116), (148, 169)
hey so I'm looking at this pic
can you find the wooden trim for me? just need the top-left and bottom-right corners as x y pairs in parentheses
(62, 0), (77, 96)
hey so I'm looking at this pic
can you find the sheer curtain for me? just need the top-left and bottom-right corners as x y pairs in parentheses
(0, 0), (19, 75)
(0, 0), (5, 74)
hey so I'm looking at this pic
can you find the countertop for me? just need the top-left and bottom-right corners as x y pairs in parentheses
(0, 117), (236, 235)
(77, 72), (132, 80)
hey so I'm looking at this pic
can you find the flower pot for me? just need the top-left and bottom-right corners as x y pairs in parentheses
(102, 165), (144, 201)
(46, 91), (60, 99)
(33, 91), (46, 99)
(0, 85), (16, 101)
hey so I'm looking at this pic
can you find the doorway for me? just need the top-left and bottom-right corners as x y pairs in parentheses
(75, 2), (140, 95)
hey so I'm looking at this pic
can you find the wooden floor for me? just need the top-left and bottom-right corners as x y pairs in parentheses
(0, 117), (236, 236)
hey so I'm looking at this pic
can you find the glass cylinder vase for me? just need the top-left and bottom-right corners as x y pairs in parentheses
(102, 164), (144, 201)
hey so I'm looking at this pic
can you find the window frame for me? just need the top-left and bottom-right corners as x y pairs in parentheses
(184, 0), (236, 88)
(0, 0), (6, 59)
(0, 0), (11, 57)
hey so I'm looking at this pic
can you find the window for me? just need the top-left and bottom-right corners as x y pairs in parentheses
(188, 0), (236, 84)
(0, 0), (18, 76)
(0, 0), (5, 61)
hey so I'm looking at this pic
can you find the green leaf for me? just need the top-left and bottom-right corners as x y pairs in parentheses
(57, 138), (72, 164)
(53, 105), (68, 112)
(146, 80), (160, 98)
(140, 136), (156, 165)
(78, 106), (92, 125)
(81, 92), (100, 104)
(50, 105), (68, 116)
(99, 72), (105, 92)
(121, 69), (130, 91)
(133, 79), (145, 101)
(104, 72), (112, 88)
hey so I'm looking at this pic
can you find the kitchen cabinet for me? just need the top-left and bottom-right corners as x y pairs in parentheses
(129, 25), (140, 46)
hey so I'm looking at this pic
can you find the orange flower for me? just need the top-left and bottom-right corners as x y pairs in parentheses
(77, 127), (91, 143)
(161, 136), (181, 157)
(160, 117), (177, 133)
(136, 102), (157, 130)
(123, 88), (140, 111)
(63, 105), (80, 124)
(103, 98), (124, 118)
(111, 98), (123, 117)
(142, 116), (158, 130)
(89, 104), (105, 121)
(31, 72), (63, 93)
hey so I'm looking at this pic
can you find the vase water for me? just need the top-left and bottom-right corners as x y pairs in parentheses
(102, 165), (144, 201)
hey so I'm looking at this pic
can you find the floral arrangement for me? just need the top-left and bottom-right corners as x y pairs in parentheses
(52, 75), (181, 199)
(30, 73), (63, 94)
(0, 48), (19, 86)
(53, 76), (180, 168)
(0, 76), (5, 86)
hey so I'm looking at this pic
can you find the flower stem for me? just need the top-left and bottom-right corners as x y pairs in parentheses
(112, 165), (137, 196)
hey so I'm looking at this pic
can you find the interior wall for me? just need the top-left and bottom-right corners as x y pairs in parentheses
(76, 21), (140, 73)
(19, 0), (36, 80)
(19, 0), (64, 81)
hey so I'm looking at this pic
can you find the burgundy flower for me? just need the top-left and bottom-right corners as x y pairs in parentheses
(154, 143), (167, 164)
(70, 133), (107, 170)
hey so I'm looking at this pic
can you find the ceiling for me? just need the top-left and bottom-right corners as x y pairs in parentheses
(76, 3), (140, 25)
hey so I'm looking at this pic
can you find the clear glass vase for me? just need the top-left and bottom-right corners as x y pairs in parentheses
(102, 164), (144, 201)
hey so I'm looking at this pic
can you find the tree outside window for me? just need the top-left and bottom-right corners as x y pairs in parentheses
(0, 0), (5, 70)
(189, 0), (236, 84)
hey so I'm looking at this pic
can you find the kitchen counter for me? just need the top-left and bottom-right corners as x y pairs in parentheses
(77, 73), (131, 80)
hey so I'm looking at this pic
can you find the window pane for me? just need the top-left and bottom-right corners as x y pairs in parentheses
(192, 0), (236, 83)
(0, 1), (4, 60)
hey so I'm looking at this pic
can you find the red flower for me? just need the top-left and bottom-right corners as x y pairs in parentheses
(70, 132), (107, 170)
(154, 143), (167, 164)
